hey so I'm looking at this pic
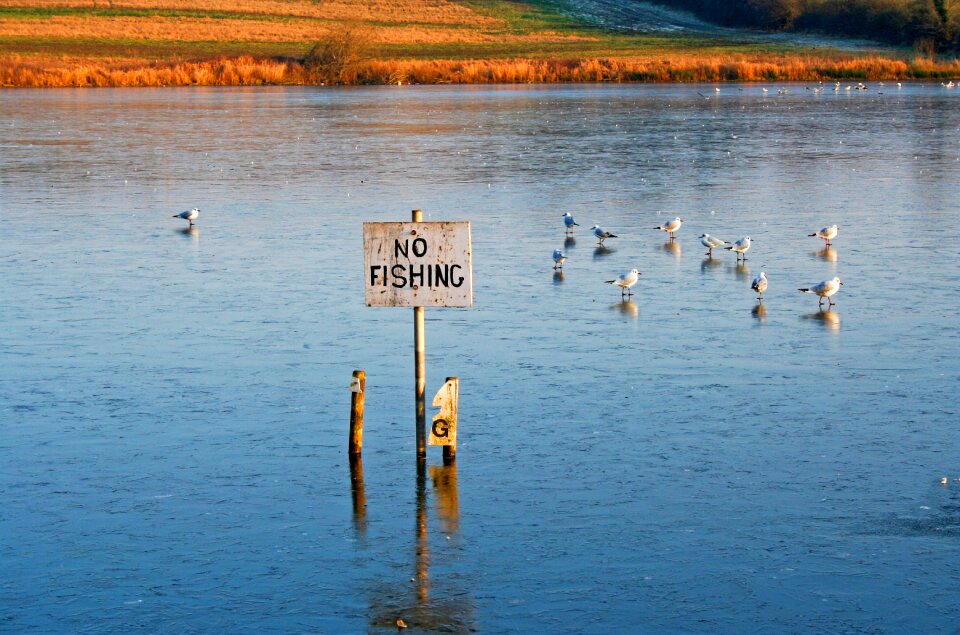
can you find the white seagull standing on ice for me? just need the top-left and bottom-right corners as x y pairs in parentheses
(725, 235), (752, 261)
(799, 276), (843, 307)
(591, 225), (617, 246)
(563, 212), (579, 234)
(809, 224), (838, 246)
(653, 216), (683, 240)
(173, 207), (200, 226)
(552, 248), (566, 270)
(607, 269), (640, 297)
(751, 271), (768, 301)
(698, 233), (728, 256)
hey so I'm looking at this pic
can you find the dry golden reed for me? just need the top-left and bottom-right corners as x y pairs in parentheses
(3, 53), (959, 87)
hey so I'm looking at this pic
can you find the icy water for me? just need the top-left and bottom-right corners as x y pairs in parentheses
(1, 84), (959, 633)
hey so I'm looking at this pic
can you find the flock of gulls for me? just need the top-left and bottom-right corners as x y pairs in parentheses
(556, 212), (844, 308)
(174, 205), (842, 308)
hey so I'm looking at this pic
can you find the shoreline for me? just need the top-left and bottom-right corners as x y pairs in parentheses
(3, 53), (960, 88)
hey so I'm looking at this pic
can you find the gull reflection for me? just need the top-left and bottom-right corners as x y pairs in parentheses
(803, 308), (841, 331)
(553, 270), (565, 285)
(752, 302), (768, 324)
(593, 245), (615, 260)
(816, 246), (838, 263)
(612, 299), (639, 319)
(177, 226), (199, 240)
(660, 241), (681, 258)
(730, 261), (751, 282)
(367, 460), (473, 632)
(564, 235), (576, 249)
(700, 256), (723, 273)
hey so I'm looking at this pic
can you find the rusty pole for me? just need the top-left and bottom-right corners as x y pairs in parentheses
(413, 209), (427, 458)
(349, 369), (365, 455)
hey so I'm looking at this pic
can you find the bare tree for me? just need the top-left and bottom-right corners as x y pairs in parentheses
(304, 23), (370, 83)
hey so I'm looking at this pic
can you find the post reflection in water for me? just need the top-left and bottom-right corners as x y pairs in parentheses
(429, 463), (460, 537)
(367, 459), (472, 632)
(803, 308), (841, 331)
(349, 455), (367, 536)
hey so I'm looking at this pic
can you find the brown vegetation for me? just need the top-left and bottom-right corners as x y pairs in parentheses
(4, 52), (959, 87)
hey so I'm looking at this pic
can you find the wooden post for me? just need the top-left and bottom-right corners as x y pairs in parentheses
(349, 454), (366, 534)
(443, 376), (457, 464)
(413, 209), (426, 458)
(349, 369), (365, 455)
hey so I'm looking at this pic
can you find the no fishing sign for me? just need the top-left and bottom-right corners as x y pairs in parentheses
(363, 221), (473, 307)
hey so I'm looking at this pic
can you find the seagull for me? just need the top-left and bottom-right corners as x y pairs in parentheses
(607, 268), (640, 297)
(173, 207), (200, 226)
(653, 216), (683, 240)
(563, 212), (579, 234)
(591, 225), (617, 246)
(751, 271), (768, 301)
(799, 276), (843, 307)
(552, 248), (566, 270)
(698, 233), (728, 256)
(725, 235), (752, 261)
(809, 224), (838, 246)
(897, 82), (902, 89)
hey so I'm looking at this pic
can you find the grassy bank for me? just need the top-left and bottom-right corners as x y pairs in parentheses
(1, 0), (958, 86)
(5, 53), (959, 87)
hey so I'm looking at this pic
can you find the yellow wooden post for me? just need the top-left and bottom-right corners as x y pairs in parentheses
(349, 369), (365, 455)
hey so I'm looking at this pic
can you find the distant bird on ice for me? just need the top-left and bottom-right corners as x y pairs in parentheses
(698, 233), (728, 256)
(591, 225), (617, 246)
(173, 207), (200, 226)
(799, 276), (843, 307)
(552, 248), (566, 270)
(653, 216), (683, 239)
(751, 271), (768, 301)
(563, 212), (579, 234)
(809, 224), (838, 246)
(725, 235), (752, 260)
(607, 269), (640, 297)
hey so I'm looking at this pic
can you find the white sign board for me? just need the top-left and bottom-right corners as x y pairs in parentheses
(363, 221), (473, 307)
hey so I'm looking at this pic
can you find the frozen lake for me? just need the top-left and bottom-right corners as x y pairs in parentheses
(1, 84), (959, 632)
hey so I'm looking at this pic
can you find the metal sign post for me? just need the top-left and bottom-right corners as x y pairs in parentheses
(363, 210), (473, 459)
(413, 209), (426, 457)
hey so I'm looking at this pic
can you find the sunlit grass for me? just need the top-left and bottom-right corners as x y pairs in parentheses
(1, 0), (957, 86)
